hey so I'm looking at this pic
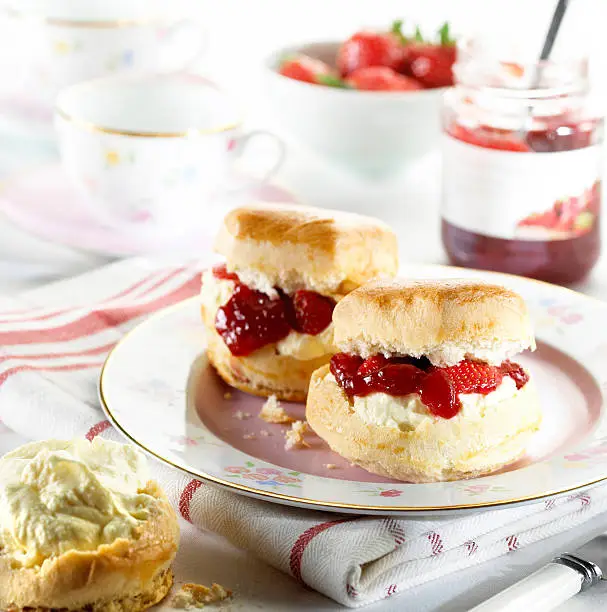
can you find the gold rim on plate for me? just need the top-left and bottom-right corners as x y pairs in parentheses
(99, 270), (607, 513)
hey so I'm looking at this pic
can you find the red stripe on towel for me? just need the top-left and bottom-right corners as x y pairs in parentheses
(0, 268), (181, 324)
(0, 342), (115, 363)
(0, 275), (200, 346)
(506, 535), (519, 551)
(427, 531), (444, 555)
(85, 420), (111, 441)
(179, 479), (204, 522)
(289, 518), (357, 585)
(0, 361), (104, 387)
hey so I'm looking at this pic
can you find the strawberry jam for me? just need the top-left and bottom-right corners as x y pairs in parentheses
(330, 353), (528, 419)
(442, 47), (603, 285)
(212, 265), (336, 357)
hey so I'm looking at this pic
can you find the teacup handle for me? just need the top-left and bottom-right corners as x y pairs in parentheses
(226, 130), (287, 193)
(157, 18), (208, 73)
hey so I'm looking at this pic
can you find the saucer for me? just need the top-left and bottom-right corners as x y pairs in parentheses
(0, 163), (295, 257)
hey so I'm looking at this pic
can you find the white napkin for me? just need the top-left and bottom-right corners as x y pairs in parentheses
(0, 257), (606, 608)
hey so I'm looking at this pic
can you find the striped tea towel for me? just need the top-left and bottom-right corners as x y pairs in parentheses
(0, 256), (606, 608)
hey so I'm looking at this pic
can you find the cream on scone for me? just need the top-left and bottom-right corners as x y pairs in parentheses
(201, 203), (398, 401)
(306, 279), (542, 482)
(0, 439), (179, 612)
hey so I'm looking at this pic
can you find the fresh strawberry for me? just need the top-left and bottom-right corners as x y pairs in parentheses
(439, 360), (503, 395)
(289, 290), (336, 335)
(500, 361), (529, 390)
(357, 354), (390, 376)
(419, 369), (459, 419)
(279, 54), (334, 84)
(330, 353), (363, 388)
(401, 22), (456, 88)
(337, 30), (405, 77)
(347, 66), (423, 91)
(362, 363), (425, 396)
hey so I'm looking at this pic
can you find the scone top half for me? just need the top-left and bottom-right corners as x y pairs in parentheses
(201, 203), (398, 365)
(306, 279), (542, 483)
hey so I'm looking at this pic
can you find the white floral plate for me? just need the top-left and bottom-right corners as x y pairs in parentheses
(100, 264), (607, 516)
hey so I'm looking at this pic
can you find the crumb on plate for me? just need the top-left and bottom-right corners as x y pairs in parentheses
(259, 429), (271, 437)
(284, 420), (310, 451)
(243, 433), (256, 440)
(171, 582), (232, 609)
(259, 395), (295, 424)
(233, 410), (251, 420)
(325, 463), (338, 470)
(224, 392), (233, 400)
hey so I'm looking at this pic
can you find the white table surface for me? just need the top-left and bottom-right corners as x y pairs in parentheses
(2, 1), (607, 609)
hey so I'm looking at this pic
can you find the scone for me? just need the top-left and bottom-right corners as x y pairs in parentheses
(0, 438), (179, 611)
(306, 279), (542, 482)
(201, 202), (398, 401)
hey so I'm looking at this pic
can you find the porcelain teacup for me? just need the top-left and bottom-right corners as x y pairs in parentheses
(55, 73), (285, 238)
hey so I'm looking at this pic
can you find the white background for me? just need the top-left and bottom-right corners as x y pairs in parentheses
(1, 2), (607, 610)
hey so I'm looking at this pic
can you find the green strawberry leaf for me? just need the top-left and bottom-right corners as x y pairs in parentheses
(438, 21), (456, 46)
(316, 74), (351, 89)
(391, 19), (408, 45)
(414, 26), (424, 43)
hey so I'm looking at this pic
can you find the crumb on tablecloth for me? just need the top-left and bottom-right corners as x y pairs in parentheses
(325, 463), (338, 470)
(284, 420), (310, 450)
(171, 582), (232, 609)
(243, 433), (256, 440)
(233, 410), (251, 420)
(223, 392), (233, 400)
(259, 395), (295, 424)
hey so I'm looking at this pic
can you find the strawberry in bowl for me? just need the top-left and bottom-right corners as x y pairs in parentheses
(275, 20), (457, 92)
(266, 20), (456, 177)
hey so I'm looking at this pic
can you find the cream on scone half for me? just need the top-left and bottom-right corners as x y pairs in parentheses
(201, 202), (399, 401)
(306, 279), (542, 483)
(0, 438), (179, 612)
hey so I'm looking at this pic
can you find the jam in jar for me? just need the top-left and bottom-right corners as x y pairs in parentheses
(441, 42), (603, 284)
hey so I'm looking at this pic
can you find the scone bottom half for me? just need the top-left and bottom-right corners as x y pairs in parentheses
(201, 203), (399, 400)
(306, 279), (542, 483)
(0, 438), (179, 611)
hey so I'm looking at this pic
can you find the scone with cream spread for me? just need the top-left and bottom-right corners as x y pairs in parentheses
(0, 438), (179, 611)
(306, 279), (542, 482)
(201, 202), (398, 401)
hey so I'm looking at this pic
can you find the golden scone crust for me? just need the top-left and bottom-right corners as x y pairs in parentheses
(306, 366), (542, 483)
(206, 325), (328, 402)
(333, 278), (535, 360)
(0, 481), (179, 612)
(214, 203), (398, 293)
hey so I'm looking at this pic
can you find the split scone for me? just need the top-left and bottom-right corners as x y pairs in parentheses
(0, 438), (179, 611)
(306, 279), (542, 482)
(201, 203), (398, 401)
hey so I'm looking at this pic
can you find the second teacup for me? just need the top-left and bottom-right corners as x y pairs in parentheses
(55, 73), (285, 238)
(3, 0), (206, 107)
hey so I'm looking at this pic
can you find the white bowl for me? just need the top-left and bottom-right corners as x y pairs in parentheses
(265, 41), (446, 179)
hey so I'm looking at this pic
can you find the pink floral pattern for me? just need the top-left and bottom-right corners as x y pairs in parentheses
(225, 462), (302, 488)
(462, 484), (509, 496)
(564, 441), (607, 463)
(358, 487), (404, 498)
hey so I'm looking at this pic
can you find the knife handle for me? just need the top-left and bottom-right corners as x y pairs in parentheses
(470, 554), (602, 612)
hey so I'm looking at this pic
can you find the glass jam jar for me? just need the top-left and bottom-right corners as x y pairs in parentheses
(441, 41), (603, 285)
